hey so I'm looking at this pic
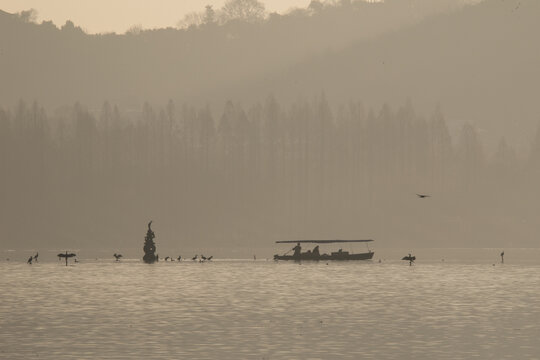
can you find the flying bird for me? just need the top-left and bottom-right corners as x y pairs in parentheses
(416, 194), (430, 198)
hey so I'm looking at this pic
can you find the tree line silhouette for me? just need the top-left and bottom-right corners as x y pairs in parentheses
(1, 97), (538, 249)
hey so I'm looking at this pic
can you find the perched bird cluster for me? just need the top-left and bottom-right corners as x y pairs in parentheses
(192, 254), (213, 262)
(27, 252), (38, 264)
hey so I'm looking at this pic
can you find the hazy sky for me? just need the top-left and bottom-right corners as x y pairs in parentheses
(1, 0), (310, 33)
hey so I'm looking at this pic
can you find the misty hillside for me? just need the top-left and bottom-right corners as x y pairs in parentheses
(0, 5), (511, 101)
(2, 1), (538, 149)
(236, 0), (540, 150)
(0, 1), (439, 109)
(2, 0), (540, 253)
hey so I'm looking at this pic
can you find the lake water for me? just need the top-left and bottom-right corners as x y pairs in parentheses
(1, 250), (540, 359)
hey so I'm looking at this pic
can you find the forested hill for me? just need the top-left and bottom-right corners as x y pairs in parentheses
(0, 1), (450, 110)
(1, 0), (539, 146)
(237, 0), (540, 149)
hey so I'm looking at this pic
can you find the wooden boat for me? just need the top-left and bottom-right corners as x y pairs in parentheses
(273, 240), (374, 261)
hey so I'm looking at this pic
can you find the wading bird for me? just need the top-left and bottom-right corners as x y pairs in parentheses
(113, 253), (123, 261)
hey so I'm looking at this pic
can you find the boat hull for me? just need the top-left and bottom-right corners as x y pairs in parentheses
(274, 251), (374, 261)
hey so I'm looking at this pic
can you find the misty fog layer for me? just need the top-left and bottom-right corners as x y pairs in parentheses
(1, 0), (539, 251)
(1, 99), (538, 250)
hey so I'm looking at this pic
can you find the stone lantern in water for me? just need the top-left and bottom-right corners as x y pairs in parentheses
(143, 221), (158, 263)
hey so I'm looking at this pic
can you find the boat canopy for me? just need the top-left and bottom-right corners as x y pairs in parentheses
(275, 240), (373, 244)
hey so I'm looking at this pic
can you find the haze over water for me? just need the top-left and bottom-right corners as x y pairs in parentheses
(2, 0), (540, 358)
(2, 251), (540, 359)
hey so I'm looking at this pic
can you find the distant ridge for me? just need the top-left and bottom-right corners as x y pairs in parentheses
(1, 0), (538, 144)
(234, 0), (540, 147)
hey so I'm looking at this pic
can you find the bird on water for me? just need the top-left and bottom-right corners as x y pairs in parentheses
(57, 252), (77, 266)
(402, 253), (416, 266)
(416, 194), (430, 198)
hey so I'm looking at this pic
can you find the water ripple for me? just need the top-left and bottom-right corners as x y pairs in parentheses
(1, 261), (539, 359)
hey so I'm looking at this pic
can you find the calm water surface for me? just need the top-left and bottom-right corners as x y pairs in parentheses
(1, 256), (540, 359)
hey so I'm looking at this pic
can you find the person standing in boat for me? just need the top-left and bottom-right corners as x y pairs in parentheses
(293, 242), (302, 258)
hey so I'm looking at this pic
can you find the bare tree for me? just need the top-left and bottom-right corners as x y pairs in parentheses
(177, 12), (204, 29)
(221, 0), (266, 23)
(203, 5), (217, 24)
(17, 9), (38, 23)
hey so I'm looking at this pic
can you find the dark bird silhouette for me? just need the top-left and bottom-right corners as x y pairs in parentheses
(192, 255), (198, 261)
(165, 256), (170, 261)
(207, 256), (213, 261)
(177, 255), (182, 261)
(113, 253), (123, 261)
(201, 255), (207, 261)
(27, 256), (33, 264)
(402, 253), (416, 266)
(33, 252), (39, 262)
(416, 194), (430, 198)
(57, 252), (77, 266)
(501, 251), (505, 264)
